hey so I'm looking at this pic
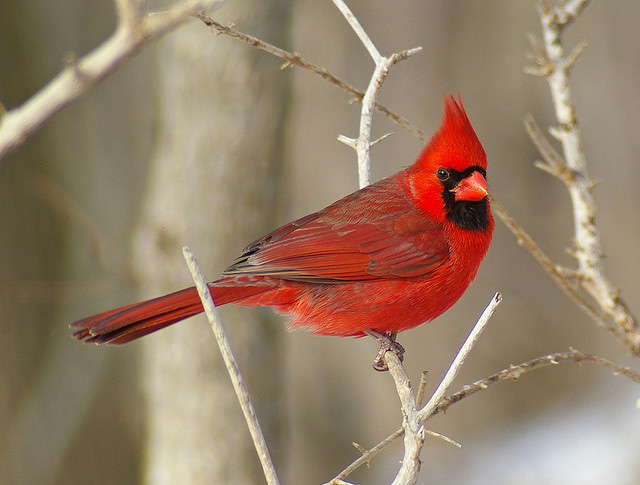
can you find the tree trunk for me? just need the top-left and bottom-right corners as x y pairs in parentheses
(133, 3), (290, 482)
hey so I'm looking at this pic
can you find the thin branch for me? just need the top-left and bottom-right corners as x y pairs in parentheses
(523, 114), (571, 183)
(385, 293), (501, 485)
(547, 0), (592, 28)
(380, 352), (423, 485)
(525, 0), (639, 352)
(435, 348), (640, 413)
(0, 0), (226, 161)
(493, 197), (639, 351)
(331, 0), (422, 187)
(325, 429), (404, 485)
(416, 371), (429, 407)
(490, 200), (603, 323)
(330, 0), (382, 63)
(195, 13), (427, 142)
(417, 293), (502, 422)
(182, 246), (280, 485)
(328, 346), (640, 482)
(353, 47), (422, 188)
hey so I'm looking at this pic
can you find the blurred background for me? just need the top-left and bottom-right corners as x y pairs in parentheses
(1, 0), (639, 483)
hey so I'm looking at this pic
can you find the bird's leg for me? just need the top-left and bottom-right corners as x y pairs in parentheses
(364, 330), (405, 372)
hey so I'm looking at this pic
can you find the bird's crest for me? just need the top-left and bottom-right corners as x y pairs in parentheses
(414, 95), (487, 173)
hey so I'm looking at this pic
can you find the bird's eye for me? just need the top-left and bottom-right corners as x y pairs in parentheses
(436, 168), (450, 181)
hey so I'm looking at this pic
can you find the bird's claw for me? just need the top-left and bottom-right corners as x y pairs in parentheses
(365, 330), (405, 372)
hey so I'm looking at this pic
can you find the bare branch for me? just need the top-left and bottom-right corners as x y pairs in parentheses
(0, 0), (226, 161)
(491, 201), (599, 319)
(328, 346), (640, 482)
(182, 247), (280, 485)
(330, 0), (382, 63)
(384, 293), (501, 485)
(325, 429), (404, 485)
(416, 371), (429, 407)
(195, 13), (427, 142)
(436, 348), (640, 414)
(547, 0), (592, 29)
(564, 39), (588, 71)
(493, 198), (640, 351)
(330, 0), (422, 188)
(525, 0), (639, 352)
(417, 293), (502, 422)
(336, 134), (357, 150)
(524, 114), (572, 182)
(114, 0), (144, 27)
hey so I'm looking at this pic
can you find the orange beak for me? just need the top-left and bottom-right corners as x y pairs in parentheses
(454, 170), (488, 202)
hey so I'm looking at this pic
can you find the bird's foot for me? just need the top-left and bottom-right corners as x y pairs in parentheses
(364, 330), (405, 372)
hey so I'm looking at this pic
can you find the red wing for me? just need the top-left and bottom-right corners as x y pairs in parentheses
(222, 180), (450, 283)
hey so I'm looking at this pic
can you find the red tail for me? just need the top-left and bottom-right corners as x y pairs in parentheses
(71, 277), (298, 345)
(71, 287), (205, 345)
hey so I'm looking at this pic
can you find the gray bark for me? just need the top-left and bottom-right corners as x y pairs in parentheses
(134, 3), (290, 483)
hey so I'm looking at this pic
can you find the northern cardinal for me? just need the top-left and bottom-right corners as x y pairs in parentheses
(72, 95), (494, 364)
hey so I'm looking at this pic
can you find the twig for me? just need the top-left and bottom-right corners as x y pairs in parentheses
(325, 429), (404, 485)
(195, 13), (427, 142)
(386, 293), (501, 485)
(523, 115), (570, 182)
(490, 201), (602, 321)
(328, 346), (640, 482)
(0, 0), (226, 161)
(435, 347), (640, 413)
(525, 0), (639, 352)
(492, 199), (640, 352)
(417, 293), (502, 421)
(416, 371), (429, 407)
(330, 0), (382, 63)
(331, 0), (422, 187)
(182, 246), (280, 485)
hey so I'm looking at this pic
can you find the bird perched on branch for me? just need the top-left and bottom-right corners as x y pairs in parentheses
(71, 95), (494, 370)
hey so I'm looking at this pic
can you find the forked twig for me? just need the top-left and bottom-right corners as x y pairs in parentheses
(383, 293), (501, 485)
(195, 13), (427, 144)
(328, 347), (640, 483)
(330, 0), (422, 187)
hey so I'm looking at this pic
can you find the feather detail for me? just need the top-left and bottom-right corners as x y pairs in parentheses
(222, 178), (450, 283)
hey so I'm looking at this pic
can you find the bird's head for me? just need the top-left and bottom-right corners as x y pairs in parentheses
(407, 95), (492, 232)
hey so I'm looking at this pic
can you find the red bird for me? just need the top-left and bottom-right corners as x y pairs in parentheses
(72, 95), (494, 365)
